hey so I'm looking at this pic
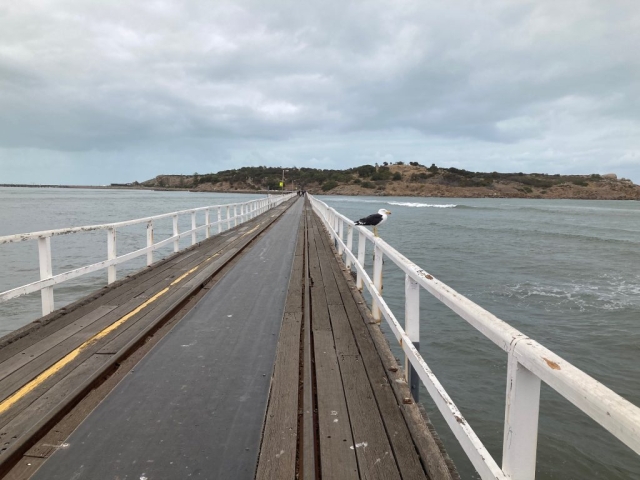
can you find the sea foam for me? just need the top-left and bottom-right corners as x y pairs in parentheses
(386, 201), (457, 208)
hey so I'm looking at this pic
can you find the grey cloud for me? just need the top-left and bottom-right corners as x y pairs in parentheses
(1, 0), (639, 183)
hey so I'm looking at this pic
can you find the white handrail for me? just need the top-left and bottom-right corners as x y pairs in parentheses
(1, 193), (296, 316)
(308, 194), (640, 480)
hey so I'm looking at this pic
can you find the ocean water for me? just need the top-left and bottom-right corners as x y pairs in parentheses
(1, 188), (639, 478)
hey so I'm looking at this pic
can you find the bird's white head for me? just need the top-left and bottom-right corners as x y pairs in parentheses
(378, 209), (391, 216)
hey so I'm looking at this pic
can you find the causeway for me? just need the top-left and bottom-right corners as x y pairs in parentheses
(0, 197), (456, 479)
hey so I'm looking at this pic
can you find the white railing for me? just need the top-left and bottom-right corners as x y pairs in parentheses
(0, 193), (296, 317)
(308, 194), (640, 480)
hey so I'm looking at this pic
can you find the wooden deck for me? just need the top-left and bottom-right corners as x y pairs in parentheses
(257, 202), (457, 480)
(0, 198), (457, 479)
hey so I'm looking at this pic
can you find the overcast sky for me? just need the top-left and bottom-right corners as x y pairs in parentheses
(1, 0), (639, 184)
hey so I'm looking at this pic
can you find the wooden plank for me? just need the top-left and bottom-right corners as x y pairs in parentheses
(301, 206), (317, 480)
(317, 214), (454, 480)
(313, 330), (358, 479)
(0, 305), (117, 382)
(310, 216), (343, 307)
(94, 285), (194, 355)
(314, 217), (411, 479)
(313, 228), (402, 480)
(284, 254), (304, 314)
(0, 354), (114, 450)
(327, 304), (359, 357)
(0, 295), (148, 414)
(339, 354), (402, 480)
(3, 456), (45, 480)
(168, 248), (238, 292)
(256, 312), (302, 480)
(308, 232), (331, 332)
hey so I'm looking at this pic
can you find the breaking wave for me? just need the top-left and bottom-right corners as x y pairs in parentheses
(497, 276), (640, 312)
(386, 201), (457, 208)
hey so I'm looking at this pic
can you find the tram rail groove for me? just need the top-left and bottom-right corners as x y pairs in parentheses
(0, 198), (297, 478)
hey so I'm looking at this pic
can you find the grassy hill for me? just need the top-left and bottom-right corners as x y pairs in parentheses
(139, 163), (640, 200)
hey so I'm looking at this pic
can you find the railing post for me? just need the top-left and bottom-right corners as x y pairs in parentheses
(37, 236), (54, 315)
(146, 220), (154, 266)
(233, 205), (238, 226)
(404, 274), (420, 401)
(345, 225), (353, 269)
(356, 230), (366, 290)
(372, 243), (383, 322)
(173, 215), (179, 252)
(338, 219), (344, 255)
(107, 227), (117, 284)
(226, 206), (231, 230)
(217, 207), (222, 234)
(191, 211), (197, 245)
(205, 209), (211, 239)
(502, 352), (541, 480)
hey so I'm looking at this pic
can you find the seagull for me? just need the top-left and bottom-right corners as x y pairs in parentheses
(355, 209), (391, 237)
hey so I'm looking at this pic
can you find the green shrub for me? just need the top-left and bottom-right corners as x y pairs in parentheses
(409, 173), (429, 182)
(371, 167), (392, 181)
(392, 172), (402, 181)
(361, 181), (375, 189)
(322, 180), (339, 191)
(354, 165), (376, 178)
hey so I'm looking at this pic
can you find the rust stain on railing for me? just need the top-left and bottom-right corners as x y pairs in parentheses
(543, 358), (561, 370)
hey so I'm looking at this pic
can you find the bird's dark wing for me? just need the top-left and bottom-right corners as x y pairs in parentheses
(355, 213), (383, 226)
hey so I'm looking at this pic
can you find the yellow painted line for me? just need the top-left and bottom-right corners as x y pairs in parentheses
(241, 224), (261, 238)
(0, 220), (271, 415)
(0, 286), (170, 415)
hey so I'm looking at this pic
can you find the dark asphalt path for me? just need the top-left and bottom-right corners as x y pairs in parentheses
(33, 199), (303, 480)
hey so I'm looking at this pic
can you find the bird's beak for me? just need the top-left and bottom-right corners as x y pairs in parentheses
(387, 210), (392, 215)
